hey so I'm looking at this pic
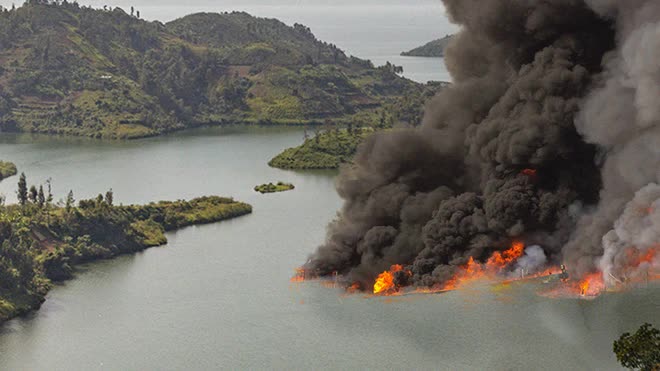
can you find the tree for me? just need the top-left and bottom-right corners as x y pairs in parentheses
(105, 188), (113, 206)
(613, 323), (660, 371)
(65, 190), (75, 212)
(46, 178), (53, 204)
(37, 185), (45, 208)
(17, 172), (27, 206)
(130, 5), (134, 16)
(28, 185), (38, 203)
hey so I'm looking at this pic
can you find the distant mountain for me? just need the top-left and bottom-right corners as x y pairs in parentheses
(401, 35), (453, 57)
(0, 4), (421, 139)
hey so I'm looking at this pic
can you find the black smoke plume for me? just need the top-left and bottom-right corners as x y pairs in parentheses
(304, 0), (659, 289)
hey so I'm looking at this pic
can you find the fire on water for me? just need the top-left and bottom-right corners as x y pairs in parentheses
(291, 243), (658, 299)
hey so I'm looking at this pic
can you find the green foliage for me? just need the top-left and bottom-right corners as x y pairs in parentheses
(0, 3), (420, 139)
(401, 35), (454, 58)
(269, 127), (374, 170)
(267, 82), (447, 170)
(254, 182), (295, 194)
(122, 196), (252, 231)
(613, 323), (660, 371)
(0, 186), (252, 323)
(17, 173), (27, 205)
(0, 161), (18, 182)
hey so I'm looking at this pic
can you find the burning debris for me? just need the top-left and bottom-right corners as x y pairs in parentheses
(298, 0), (660, 298)
(373, 264), (408, 294)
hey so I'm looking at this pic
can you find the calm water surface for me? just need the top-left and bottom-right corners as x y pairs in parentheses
(0, 127), (657, 370)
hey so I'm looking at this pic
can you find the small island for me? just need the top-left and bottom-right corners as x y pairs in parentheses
(401, 35), (454, 57)
(0, 161), (17, 182)
(0, 174), (252, 323)
(254, 182), (295, 194)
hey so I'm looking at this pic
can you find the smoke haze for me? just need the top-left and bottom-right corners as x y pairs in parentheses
(305, 0), (659, 290)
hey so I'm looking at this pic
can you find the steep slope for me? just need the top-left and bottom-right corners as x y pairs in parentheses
(0, 4), (421, 139)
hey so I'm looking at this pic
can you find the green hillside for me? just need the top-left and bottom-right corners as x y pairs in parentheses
(401, 35), (453, 57)
(0, 3), (421, 139)
(269, 81), (448, 170)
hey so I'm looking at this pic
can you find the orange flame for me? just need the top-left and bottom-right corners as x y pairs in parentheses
(347, 282), (361, 293)
(521, 168), (537, 177)
(373, 264), (405, 295)
(630, 247), (657, 266)
(486, 241), (525, 271)
(441, 241), (525, 289)
(290, 267), (306, 282)
(440, 256), (487, 291)
(577, 273), (605, 296)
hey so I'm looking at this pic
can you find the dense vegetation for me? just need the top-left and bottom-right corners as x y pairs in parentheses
(269, 82), (448, 170)
(0, 173), (251, 322)
(0, 2), (422, 138)
(269, 127), (374, 170)
(613, 323), (660, 371)
(401, 35), (453, 57)
(0, 161), (17, 181)
(254, 182), (294, 194)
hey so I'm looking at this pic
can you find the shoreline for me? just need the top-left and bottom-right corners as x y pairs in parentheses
(0, 196), (252, 325)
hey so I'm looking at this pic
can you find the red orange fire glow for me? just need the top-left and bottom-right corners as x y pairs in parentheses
(295, 241), (657, 300)
(438, 241), (525, 291)
(521, 168), (537, 177)
(373, 264), (411, 295)
(578, 273), (605, 296)
(486, 241), (525, 271)
(290, 267), (306, 282)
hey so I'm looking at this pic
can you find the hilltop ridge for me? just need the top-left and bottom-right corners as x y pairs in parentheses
(0, 3), (421, 138)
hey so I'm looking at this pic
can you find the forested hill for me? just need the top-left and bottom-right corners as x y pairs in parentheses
(0, 3), (421, 139)
(401, 35), (453, 57)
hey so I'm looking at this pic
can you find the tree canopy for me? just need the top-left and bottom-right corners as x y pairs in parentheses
(613, 323), (660, 371)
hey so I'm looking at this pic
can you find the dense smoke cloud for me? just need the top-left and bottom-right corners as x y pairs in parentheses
(563, 0), (660, 279)
(304, 0), (659, 289)
(512, 245), (548, 278)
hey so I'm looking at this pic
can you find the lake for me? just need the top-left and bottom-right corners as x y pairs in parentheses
(0, 127), (658, 370)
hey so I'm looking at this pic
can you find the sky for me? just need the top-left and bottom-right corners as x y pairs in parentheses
(0, 0), (451, 23)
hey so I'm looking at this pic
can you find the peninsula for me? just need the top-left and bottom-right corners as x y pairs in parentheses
(401, 35), (453, 57)
(0, 176), (252, 323)
(269, 82), (448, 169)
(0, 161), (17, 181)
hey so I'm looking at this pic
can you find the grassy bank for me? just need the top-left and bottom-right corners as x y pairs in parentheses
(0, 161), (17, 181)
(0, 189), (251, 323)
